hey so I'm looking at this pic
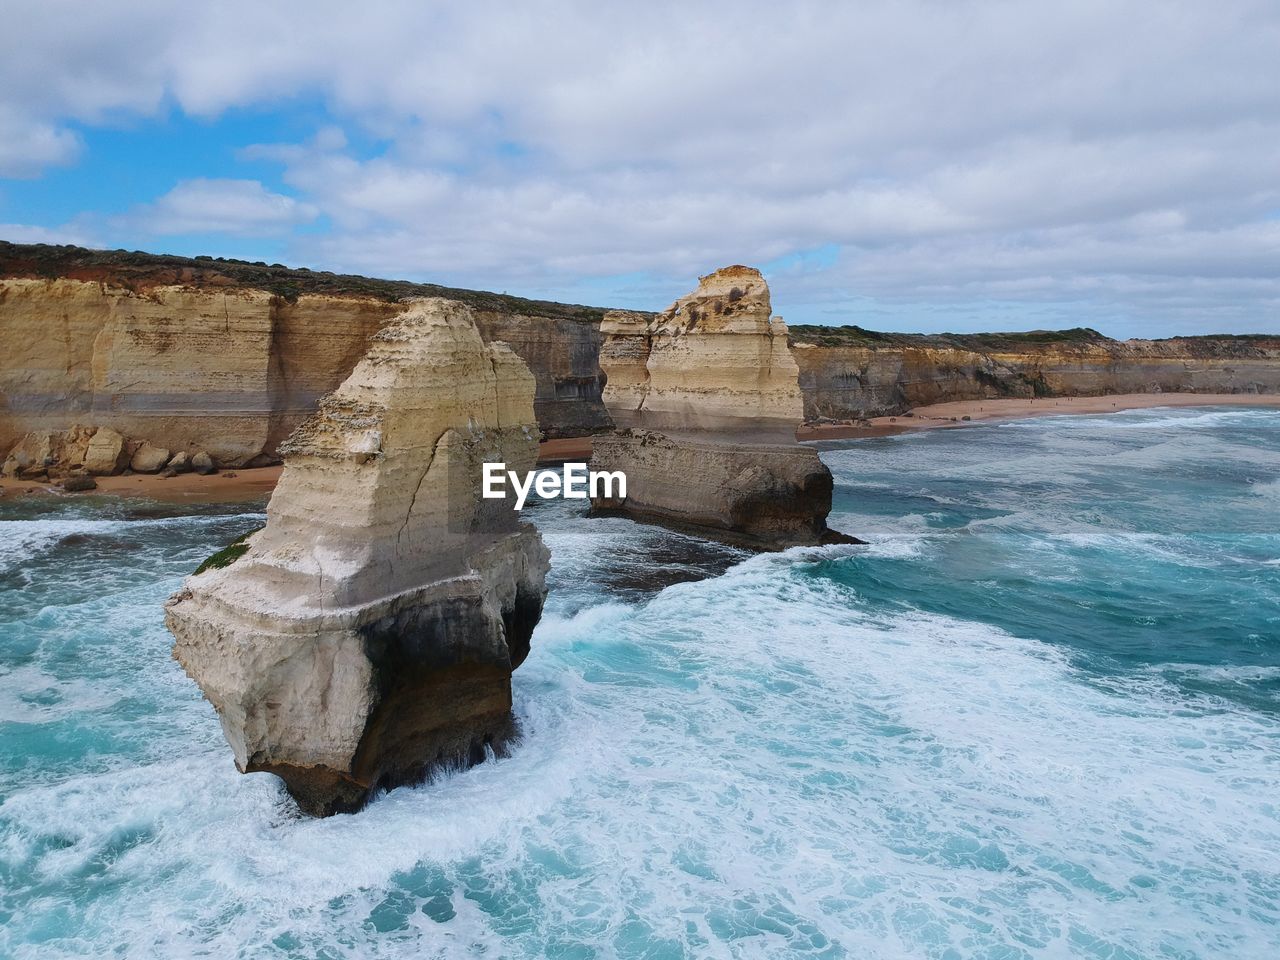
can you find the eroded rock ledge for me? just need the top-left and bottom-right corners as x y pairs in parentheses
(165, 298), (549, 816)
(592, 429), (851, 549)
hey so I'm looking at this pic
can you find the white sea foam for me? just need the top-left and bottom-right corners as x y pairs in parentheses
(4, 542), (1278, 958)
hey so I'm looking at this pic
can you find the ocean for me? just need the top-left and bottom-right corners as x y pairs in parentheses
(1, 406), (1277, 958)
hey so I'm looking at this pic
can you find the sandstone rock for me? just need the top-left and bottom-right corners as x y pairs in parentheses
(0, 271), (612, 458)
(598, 310), (653, 412)
(61, 474), (97, 492)
(165, 298), (550, 816)
(590, 429), (857, 549)
(592, 268), (850, 548)
(2, 432), (53, 478)
(83, 427), (129, 475)
(130, 442), (171, 473)
(191, 451), (216, 475)
(1, 427), (96, 479)
(601, 266), (803, 426)
(791, 331), (1280, 421)
(167, 450), (190, 473)
(471, 310), (614, 438)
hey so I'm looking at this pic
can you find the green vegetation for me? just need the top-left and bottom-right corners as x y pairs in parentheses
(0, 241), (607, 322)
(194, 527), (262, 575)
(788, 323), (1111, 349)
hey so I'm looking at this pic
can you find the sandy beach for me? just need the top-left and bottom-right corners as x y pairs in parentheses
(797, 392), (1280, 440)
(5, 394), (1277, 503)
(0, 465), (284, 503)
(0, 437), (595, 502)
(536, 437), (594, 462)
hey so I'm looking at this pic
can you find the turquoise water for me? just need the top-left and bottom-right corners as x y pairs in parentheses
(1, 406), (1278, 958)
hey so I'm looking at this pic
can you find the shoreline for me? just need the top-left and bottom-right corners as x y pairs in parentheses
(0, 466), (284, 504)
(797, 392), (1280, 440)
(0, 436), (596, 503)
(4, 394), (1278, 503)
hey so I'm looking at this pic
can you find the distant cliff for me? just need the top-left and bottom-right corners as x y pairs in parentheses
(0, 243), (611, 462)
(4, 243), (1278, 464)
(789, 326), (1280, 421)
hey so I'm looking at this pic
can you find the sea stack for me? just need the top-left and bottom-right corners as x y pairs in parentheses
(165, 298), (549, 816)
(602, 265), (803, 427)
(592, 267), (854, 549)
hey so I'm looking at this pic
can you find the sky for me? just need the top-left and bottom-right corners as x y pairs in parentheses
(1, 1), (1278, 338)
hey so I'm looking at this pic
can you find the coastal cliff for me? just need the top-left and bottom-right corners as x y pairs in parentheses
(4, 243), (1278, 466)
(0, 242), (610, 463)
(792, 327), (1280, 421)
(164, 298), (549, 816)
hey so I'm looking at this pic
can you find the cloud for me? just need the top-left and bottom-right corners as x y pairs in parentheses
(0, 107), (80, 178)
(0, 220), (96, 247)
(2, 0), (1279, 334)
(124, 179), (317, 236)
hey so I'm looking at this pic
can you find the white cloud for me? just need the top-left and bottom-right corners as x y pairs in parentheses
(0, 220), (96, 246)
(1, 0), (1279, 334)
(0, 107), (80, 178)
(124, 179), (317, 236)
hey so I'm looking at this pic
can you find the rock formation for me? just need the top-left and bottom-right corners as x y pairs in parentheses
(164, 298), (550, 816)
(472, 309), (612, 438)
(0, 242), (611, 461)
(129, 442), (171, 473)
(4, 244), (1279, 467)
(83, 428), (128, 475)
(592, 430), (848, 549)
(601, 266), (803, 427)
(0, 423), (217, 481)
(2, 426), (96, 479)
(598, 310), (654, 412)
(790, 327), (1280, 421)
(592, 267), (853, 549)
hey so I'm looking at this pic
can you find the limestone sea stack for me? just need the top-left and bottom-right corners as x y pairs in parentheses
(165, 298), (549, 816)
(602, 265), (803, 428)
(593, 267), (856, 549)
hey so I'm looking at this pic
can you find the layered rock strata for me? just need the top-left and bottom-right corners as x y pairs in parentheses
(165, 298), (549, 816)
(601, 266), (803, 427)
(472, 309), (611, 438)
(790, 329), (1280, 421)
(591, 429), (850, 549)
(7, 244), (1278, 462)
(593, 268), (850, 549)
(0, 243), (611, 460)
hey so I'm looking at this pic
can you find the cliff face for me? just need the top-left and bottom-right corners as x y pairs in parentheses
(471, 309), (610, 438)
(6, 244), (1278, 454)
(0, 277), (399, 463)
(601, 266), (803, 426)
(792, 328), (1280, 420)
(0, 243), (611, 462)
(165, 299), (549, 816)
